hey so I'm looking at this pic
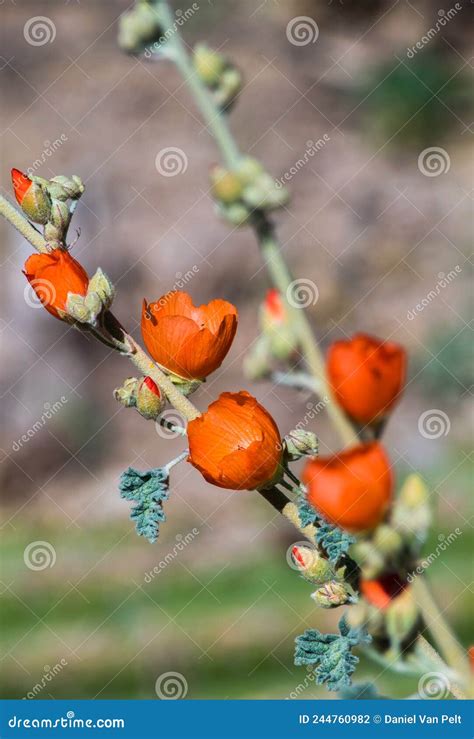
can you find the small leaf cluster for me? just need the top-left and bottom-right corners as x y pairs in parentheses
(119, 466), (170, 543)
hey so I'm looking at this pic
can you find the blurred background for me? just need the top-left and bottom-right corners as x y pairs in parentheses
(1, 0), (472, 699)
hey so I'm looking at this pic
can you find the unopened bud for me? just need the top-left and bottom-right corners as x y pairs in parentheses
(311, 580), (351, 608)
(193, 43), (225, 85)
(284, 429), (318, 461)
(11, 169), (52, 224)
(87, 268), (115, 310)
(260, 289), (299, 360)
(210, 166), (243, 204)
(114, 377), (139, 408)
(66, 293), (91, 323)
(43, 200), (71, 242)
(136, 376), (165, 420)
(47, 175), (84, 201)
(236, 157), (264, 187)
(372, 524), (403, 559)
(291, 544), (334, 585)
(118, 2), (163, 53)
(214, 68), (242, 110)
(217, 202), (250, 226)
(385, 588), (419, 644)
(392, 474), (431, 542)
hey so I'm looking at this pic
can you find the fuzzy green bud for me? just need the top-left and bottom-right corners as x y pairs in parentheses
(311, 580), (352, 608)
(114, 377), (139, 408)
(372, 524), (403, 559)
(20, 181), (52, 224)
(193, 43), (225, 85)
(210, 166), (243, 204)
(385, 589), (419, 644)
(47, 175), (84, 201)
(284, 429), (318, 461)
(87, 268), (115, 310)
(291, 544), (334, 585)
(135, 376), (165, 420)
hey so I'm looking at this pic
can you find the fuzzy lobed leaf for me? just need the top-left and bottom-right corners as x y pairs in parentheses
(294, 616), (371, 692)
(119, 466), (170, 543)
(297, 498), (355, 564)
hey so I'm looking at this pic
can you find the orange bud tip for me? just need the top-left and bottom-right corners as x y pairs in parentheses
(264, 288), (285, 322)
(11, 168), (33, 205)
(143, 376), (161, 397)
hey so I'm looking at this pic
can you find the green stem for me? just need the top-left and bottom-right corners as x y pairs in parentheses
(411, 576), (470, 687)
(0, 195), (48, 253)
(154, 0), (358, 448)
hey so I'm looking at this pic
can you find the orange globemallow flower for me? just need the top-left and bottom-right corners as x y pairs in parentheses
(141, 291), (237, 380)
(24, 250), (89, 320)
(303, 442), (393, 532)
(360, 573), (407, 610)
(187, 391), (282, 490)
(327, 333), (406, 425)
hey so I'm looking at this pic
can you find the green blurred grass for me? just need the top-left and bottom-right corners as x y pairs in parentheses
(1, 506), (472, 700)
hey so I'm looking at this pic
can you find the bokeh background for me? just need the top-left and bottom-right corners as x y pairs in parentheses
(1, 0), (472, 699)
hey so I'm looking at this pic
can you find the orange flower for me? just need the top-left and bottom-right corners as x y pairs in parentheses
(360, 573), (407, 610)
(187, 391), (282, 490)
(141, 291), (237, 380)
(327, 333), (406, 425)
(303, 442), (393, 532)
(24, 250), (89, 320)
(11, 168), (33, 205)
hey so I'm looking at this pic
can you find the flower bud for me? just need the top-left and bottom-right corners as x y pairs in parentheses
(260, 288), (298, 360)
(216, 202), (250, 227)
(291, 544), (334, 585)
(66, 293), (92, 323)
(118, 2), (163, 53)
(385, 588), (419, 644)
(284, 429), (318, 461)
(236, 157), (264, 187)
(43, 200), (72, 242)
(87, 268), (115, 310)
(391, 474), (431, 543)
(214, 68), (242, 110)
(114, 377), (139, 408)
(242, 173), (289, 211)
(193, 44), (225, 85)
(11, 169), (52, 224)
(136, 376), (165, 420)
(311, 580), (351, 608)
(47, 175), (84, 201)
(372, 524), (403, 559)
(350, 539), (385, 580)
(210, 166), (243, 204)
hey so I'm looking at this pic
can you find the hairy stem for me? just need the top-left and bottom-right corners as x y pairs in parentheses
(154, 0), (358, 447)
(0, 195), (48, 253)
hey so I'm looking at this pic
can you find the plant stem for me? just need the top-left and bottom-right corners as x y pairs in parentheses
(154, 1), (358, 448)
(0, 195), (48, 253)
(411, 576), (470, 687)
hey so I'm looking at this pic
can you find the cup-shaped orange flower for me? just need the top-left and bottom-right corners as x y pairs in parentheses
(327, 333), (406, 425)
(141, 291), (237, 380)
(187, 391), (282, 490)
(24, 249), (89, 320)
(303, 442), (393, 532)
